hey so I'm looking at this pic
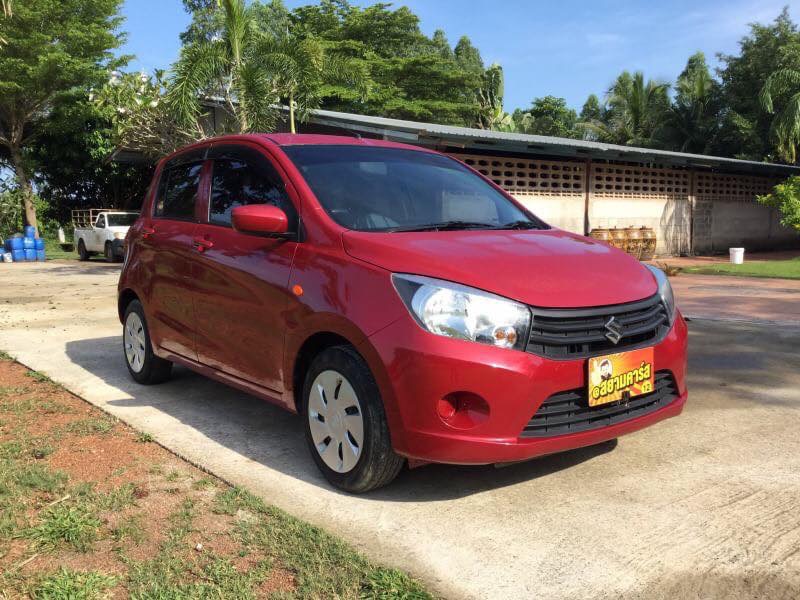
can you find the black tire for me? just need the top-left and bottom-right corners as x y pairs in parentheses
(104, 241), (114, 263)
(77, 239), (89, 261)
(302, 345), (403, 493)
(123, 300), (172, 385)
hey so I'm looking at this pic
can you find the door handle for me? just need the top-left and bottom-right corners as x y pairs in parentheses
(142, 226), (155, 239)
(192, 236), (214, 252)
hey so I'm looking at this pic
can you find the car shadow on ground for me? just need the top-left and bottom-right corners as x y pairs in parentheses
(65, 335), (617, 501)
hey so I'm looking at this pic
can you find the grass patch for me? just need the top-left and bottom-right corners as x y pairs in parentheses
(222, 487), (432, 599)
(33, 567), (116, 600)
(14, 464), (67, 493)
(28, 503), (101, 552)
(41, 237), (77, 262)
(65, 417), (115, 436)
(0, 359), (432, 599)
(0, 349), (12, 361)
(135, 431), (153, 443)
(110, 513), (145, 544)
(94, 482), (138, 512)
(25, 370), (54, 385)
(685, 257), (800, 280)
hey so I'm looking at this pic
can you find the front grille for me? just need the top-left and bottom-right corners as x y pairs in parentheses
(520, 370), (678, 438)
(526, 294), (669, 359)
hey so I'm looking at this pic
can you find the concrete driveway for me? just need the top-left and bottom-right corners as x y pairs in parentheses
(1, 261), (799, 600)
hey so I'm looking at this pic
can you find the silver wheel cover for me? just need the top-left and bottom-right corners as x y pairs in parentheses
(124, 312), (146, 373)
(308, 369), (365, 473)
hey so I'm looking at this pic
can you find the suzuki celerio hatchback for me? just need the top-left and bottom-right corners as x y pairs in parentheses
(119, 134), (688, 492)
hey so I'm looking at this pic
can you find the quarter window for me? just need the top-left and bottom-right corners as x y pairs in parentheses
(209, 148), (297, 229)
(155, 162), (203, 220)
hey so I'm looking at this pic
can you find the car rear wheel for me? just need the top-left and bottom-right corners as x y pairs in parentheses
(123, 300), (172, 384)
(302, 345), (403, 493)
(77, 240), (89, 261)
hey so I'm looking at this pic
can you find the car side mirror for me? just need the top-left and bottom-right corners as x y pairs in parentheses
(231, 205), (292, 238)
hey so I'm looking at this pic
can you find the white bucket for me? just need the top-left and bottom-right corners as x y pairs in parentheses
(2, 252), (12, 263)
(729, 247), (745, 265)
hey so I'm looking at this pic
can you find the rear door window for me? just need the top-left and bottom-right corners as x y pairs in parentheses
(208, 146), (297, 230)
(154, 162), (204, 220)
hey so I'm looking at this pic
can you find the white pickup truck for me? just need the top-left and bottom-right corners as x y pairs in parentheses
(72, 209), (139, 262)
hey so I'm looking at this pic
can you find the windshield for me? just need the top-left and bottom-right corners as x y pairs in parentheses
(107, 213), (139, 227)
(282, 145), (547, 232)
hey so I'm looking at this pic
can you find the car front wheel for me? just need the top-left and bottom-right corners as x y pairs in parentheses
(123, 300), (172, 384)
(302, 345), (403, 493)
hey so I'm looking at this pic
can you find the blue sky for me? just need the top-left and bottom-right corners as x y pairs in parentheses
(120, 0), (798, 113)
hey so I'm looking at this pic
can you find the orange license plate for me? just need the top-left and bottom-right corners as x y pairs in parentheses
(587, 347), (654, 407)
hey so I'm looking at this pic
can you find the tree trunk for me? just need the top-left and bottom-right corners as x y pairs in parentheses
(289, 91), (296, 134)
(9, 146), (37, 235)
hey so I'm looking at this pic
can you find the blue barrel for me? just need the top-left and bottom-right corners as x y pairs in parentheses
(34, 238), (45, 250)
(24, 248), (36, 261)
(9, 237), (23, 251)
(22, 237), (35, 250)
(36, 249), (46, 261)
(24, 225), (36, 238)
(11, 249), (25, 262)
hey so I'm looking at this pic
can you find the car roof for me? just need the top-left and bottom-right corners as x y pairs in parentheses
(159, 133), (440, 166)
(246, 133), (437, 153)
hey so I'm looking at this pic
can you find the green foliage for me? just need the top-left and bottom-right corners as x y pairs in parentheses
(93, 69), (195, 159)
(289, 0), (487, 125)
(759, 68), (800, 162)
(515, 95), (580, 138)
(758, 175), (800, 230)
(33, 568), (117, 600)
(169, 0), (283, 136)
(716, 8), (800, 161)
(0, 0), (126, 231)
(663, 52), (723, 153)
(589, 71), (670, 146)
(255, 33), (368, 132)
(28, 504), (101, 551)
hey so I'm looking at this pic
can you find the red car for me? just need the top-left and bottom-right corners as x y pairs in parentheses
(118, 134), (688, 492)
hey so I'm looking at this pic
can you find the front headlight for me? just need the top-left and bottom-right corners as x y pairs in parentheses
(391, 274), (531, 350)
(645, 265), (676, 324)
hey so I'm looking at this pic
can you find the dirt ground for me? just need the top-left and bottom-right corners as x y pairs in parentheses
(0, 356), (429, 599)
(1, 260), (800, 600)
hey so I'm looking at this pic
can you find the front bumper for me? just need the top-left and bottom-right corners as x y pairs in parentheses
(364, 311), (688, 465)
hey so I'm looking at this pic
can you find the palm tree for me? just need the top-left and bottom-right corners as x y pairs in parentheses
(759, 68), (800, 163)
(256, 35), (368, 134)
(585, 71), (670, 147)
(167, 0), (277, 135)
(665, 52), (721, 154)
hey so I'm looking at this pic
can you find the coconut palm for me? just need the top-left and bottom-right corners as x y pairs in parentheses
(759, 68), (800, 163)
(665, 52), (722, 154)
(167, 0), (277, 135)
(585, 71), (670, 147)
(256, 35), (368, 134)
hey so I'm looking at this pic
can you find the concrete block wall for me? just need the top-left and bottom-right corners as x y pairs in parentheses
(449, 150), (798, 256)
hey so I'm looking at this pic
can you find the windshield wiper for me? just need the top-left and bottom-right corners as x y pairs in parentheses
(382, 220), (498, 232)
(491, 220), (542, 230)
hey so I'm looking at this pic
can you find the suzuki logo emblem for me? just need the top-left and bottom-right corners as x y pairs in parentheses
(604, 316), (624, 344)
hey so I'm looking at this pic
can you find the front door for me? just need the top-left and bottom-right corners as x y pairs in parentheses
(191, 144), (299, 392)
(141, 152), (206, 361)
(93, 214), (106, 251)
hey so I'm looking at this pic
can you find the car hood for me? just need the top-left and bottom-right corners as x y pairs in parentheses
(342, 228), (657, 308)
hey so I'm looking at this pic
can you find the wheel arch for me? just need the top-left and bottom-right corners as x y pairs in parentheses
(118, 288), (140, 323)
(291, 331), (355, 414)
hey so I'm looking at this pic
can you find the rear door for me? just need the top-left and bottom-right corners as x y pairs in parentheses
(191, 143), (300, 392)
(139, 149), (207, 361)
